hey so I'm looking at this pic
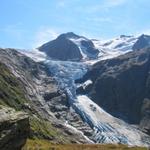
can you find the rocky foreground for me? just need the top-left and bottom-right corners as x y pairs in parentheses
(0, 106), (29, 150)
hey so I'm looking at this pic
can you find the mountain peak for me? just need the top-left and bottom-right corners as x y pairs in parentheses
(38, 32), (99, 61)
(139, 34), (150, 39)
(132, 34), (150, 50)
(58, 32), (80, 39)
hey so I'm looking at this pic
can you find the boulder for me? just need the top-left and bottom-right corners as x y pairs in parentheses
(0, 105), (29, 150)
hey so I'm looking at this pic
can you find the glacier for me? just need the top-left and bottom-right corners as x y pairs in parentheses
(18, 35), (150, 146)
(75, 95), (149, 145)
(45, 59), (88, 104)
(43, 59), (149, 146)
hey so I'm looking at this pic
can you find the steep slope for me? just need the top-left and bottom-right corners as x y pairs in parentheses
(0, 62), (28, 109)
(77, 47), (150, 136)
(38, 32), (99, 61)
(0, 48), (91, 146)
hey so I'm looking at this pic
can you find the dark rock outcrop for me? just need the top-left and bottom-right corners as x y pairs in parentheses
(0, 105), (29, 150)
(132, 34), (150, 51)
(140, 98), (150, 134)
(80, 40), (99, 56)
(77, 48), (150, 134)
(38, 32), (99, 61)
(39, 33), (82, 61)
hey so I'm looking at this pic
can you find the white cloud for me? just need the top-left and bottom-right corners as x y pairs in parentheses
(57, 0), (66, 7)
(57, 0), (73, 8)
(143, 29), (150, 35)
(104, 0), (126, 8)
(86, 17), (112, 23)
(81, 0), (127, 13)
(135, 29), (150, 36)
(56, 0), (80, 8)
(33, 28), (59, 48)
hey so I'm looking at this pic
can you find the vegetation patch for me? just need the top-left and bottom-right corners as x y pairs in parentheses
(22, 139), (147, 150)
(0, 62), (28, 110)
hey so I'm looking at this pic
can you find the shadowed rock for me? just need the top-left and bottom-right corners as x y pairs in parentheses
(132, 34), (150, 50)
(38, 32), (99, 61)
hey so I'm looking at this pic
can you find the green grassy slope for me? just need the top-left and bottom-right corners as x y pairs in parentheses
(0, 62), (27, 109)
(22, 139), (147, 150)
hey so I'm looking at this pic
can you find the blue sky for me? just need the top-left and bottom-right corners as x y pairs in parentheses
(0, 0), (150, 49)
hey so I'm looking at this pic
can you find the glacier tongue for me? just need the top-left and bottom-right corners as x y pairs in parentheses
(44, 59), (149, 146)
(45, 59), (88, 103)
(75, 95), (149, 146)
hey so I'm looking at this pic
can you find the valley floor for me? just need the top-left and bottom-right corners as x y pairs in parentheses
(22, 139), (148, 150)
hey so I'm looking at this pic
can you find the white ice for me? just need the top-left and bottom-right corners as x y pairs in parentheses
(75, 95), (149, 146)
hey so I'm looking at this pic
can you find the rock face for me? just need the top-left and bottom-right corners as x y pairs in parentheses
(0, 105), (29, 150)
(132, 34), (150, 50)
(38, 32), (99, 61)
(140, 98), (150, 135)
(77, 48), (150, 134)
(39, 33), (82, 61)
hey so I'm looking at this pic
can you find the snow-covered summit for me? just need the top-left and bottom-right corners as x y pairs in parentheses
(92, 35), (138, 60)
(38, 32), (99, 61)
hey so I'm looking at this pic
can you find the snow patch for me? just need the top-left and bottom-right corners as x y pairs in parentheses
(64, 122), (94, 143)
(82, 80), (93, 89)
(19, 49), (47, 62)
(70, 38), (89, 59)
(70, 38), (97, 60)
